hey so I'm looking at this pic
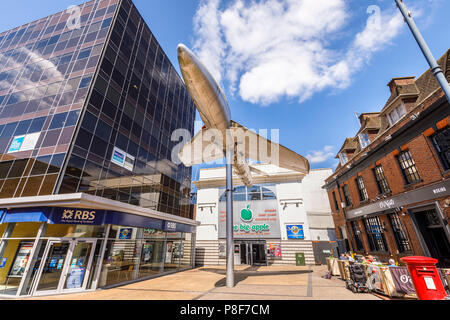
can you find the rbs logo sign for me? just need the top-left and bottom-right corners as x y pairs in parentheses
(61, 209), (97, 223)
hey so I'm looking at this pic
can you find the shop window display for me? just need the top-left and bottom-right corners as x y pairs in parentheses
(138, 228), (165, 279)
(164, 232), (182, 272)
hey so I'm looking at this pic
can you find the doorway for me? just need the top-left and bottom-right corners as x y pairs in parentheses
(237, 241), (267, 266)
(32, 239), (96, 296)
(413, 208), (450, 268)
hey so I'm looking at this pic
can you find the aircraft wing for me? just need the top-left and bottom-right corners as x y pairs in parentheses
(177, 128), (225, 167)
(229, 121), (310, 175)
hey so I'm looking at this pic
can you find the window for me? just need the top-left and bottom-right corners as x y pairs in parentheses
(342, 185), (352, 207)
(373, 165), (390, 194)
(364, 217), (388, 252)
(397, 150), (421, 184)
(388, 213), (411, 253)
(332, 191), (339, 212)
(339, 152), (348, 166)
(351, 221), (364, 251)
(358, 133), (370, 149)
(355, 176), (368, 201)
(430, 127), (450, 171)
(219, 185), (276, 202)
(387, 103), (406, 126)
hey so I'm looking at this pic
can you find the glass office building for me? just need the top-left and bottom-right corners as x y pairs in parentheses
(0, 0), (197, 297)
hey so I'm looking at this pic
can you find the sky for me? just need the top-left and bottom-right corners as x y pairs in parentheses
(0, 0), (448, 182)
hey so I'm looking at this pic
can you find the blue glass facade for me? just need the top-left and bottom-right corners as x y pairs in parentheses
(0, 0), (196, 219)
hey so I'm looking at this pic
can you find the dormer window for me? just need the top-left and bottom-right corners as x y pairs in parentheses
(358, 133), (370, 149)
(339, 152), (348, 166)
(387, 103), (406, 126)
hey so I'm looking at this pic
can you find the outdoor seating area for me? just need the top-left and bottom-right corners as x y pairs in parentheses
(325, 255), (450, 300)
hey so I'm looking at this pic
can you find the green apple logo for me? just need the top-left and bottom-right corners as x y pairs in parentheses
(241, 205), (253, 222)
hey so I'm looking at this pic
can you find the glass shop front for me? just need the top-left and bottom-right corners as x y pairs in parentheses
(0, 207), (196, 298)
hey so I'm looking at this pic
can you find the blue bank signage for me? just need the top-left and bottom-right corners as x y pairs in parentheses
(286, 225), (304, 239)
(51, 208), (106, 225)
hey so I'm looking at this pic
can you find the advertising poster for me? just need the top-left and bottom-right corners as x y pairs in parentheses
(66, 267), (86, 289)
(119, 228), (133, 240)
(286, 225), (304, 239)
(165, 242), (173, 263)
(9, 242), (33, 276)
(142, 243), (153, 263)
(267, 243), (282, 259)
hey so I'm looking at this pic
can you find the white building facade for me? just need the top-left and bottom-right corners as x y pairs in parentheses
(194, 165), (337, 266)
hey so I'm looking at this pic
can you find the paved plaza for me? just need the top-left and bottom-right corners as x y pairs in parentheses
(23, 265), (380, 300)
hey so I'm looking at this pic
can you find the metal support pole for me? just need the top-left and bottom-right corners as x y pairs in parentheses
(226, 148), (234, 288)
(395, 0), (450, 103)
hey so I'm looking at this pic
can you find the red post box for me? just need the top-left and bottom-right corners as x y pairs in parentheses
(401, 256), (447, 300)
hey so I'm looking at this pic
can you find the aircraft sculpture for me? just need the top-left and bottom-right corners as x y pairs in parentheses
(176, 44), (310, 185)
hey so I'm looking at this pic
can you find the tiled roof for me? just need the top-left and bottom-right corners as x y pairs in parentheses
(415, 49), (450, 104)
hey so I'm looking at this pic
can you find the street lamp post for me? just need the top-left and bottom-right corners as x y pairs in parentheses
(394, 0), (450, 104)
(225, 148), (235, 288)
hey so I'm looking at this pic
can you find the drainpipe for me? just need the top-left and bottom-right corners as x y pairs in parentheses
(395, 0), (450, 104)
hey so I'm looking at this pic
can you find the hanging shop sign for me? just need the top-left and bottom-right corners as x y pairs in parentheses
(7, 132), (41, 153)
(218, 199), (281, 239)
(346, 180), (450, 220)
(286, 225), (304, 239)
(111, 146), (135, 172)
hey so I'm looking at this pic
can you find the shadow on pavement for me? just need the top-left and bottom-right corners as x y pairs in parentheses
(199, 266), (313, 287)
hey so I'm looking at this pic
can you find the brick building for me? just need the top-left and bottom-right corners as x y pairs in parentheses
(324, 50), (450, 268)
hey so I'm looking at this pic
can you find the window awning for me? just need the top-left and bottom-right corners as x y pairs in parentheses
(1, 208), (51, 224)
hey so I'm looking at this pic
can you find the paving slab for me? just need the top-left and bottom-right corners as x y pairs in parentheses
(20, 265), (381, 301)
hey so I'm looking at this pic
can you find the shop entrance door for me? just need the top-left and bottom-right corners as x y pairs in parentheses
(32, 239), (96, 296)
(237, 241), (267, 266)
(413, 209), (450, 268)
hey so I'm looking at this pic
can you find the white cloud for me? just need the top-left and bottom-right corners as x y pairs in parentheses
(192, 0), (404, 105)
(306, 145), (335, 164)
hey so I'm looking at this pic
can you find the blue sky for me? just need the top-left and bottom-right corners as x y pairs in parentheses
(1, 0), (448, 180)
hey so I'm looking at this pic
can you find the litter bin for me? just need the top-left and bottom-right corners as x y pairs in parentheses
(401, 256), (447, 300)
(296, 253), (306, 266)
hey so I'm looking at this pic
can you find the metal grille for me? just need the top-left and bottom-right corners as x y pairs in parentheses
(356, 176), (368, 201)
(388, 213), (411, 253)
(373, 165), (390, 194)
(364, 217), (388, 252)
(431, 127), (450, 171)
(397, 150), (421, 184)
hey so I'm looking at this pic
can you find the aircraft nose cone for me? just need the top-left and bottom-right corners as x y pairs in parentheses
(177, 43), (189, 60)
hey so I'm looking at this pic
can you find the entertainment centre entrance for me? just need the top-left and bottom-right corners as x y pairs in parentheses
(234, 241), (267, 266)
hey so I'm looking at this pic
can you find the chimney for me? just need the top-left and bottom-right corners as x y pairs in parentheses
(387, 76), (415, 94)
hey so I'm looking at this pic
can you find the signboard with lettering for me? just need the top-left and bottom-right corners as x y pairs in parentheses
(218, 197), (281, 239)
(51, 208), (105, 225)
(8, 132), (40, 153)
(286, 225), (304, 239)
(346, 180), (450, 220)
(111, 146), (135, 172)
